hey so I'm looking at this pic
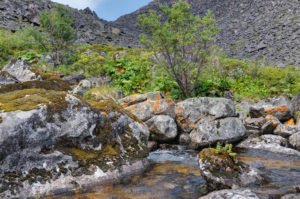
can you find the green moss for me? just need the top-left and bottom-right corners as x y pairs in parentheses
(65, 147), (98, 160)
(0, 80), (71, 94)
(102, 144), (120, 156)
(0, 88), (69, 122)
(29, 66), (62, 81)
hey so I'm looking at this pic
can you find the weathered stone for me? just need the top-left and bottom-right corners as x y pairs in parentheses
(2, 59), (41, 82)
(0, 90), (149, 198)
(289, 132), (300, 150)
(123, 95), (176, 122)
(199, 189), (260, 199)
(249, 107), (266, 118)
(147, 141), (158, 152)
(292, 93), (300, 112)
(274, 124), (300, 138)
(238, 134), (300, 156)
(223, 90), (234, 101)
(0, 71), (20, 88)
(72, 77), (111, 96)
(146, 115), (177, 142)
(190, 117), (246, 148)
(261, 120), (278, 134)
(198, 148), (263, 190)
(244, 117), (266, 131)
(63, 73), (85, 84)
(119, 91), (165, 106)
(179, 133), (191, 145)
(176, 97), (239, 133)
(265, 106), (294, 122)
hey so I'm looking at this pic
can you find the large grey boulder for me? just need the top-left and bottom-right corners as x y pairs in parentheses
(198, 148), (263, 190)
(176, 97), (239, 133)
(0, 71), (20, 88)
(281, 194), (300, 199)
(199, 189), (260, 199)
(190, 117), (246, 148)
(0, 89), (149, 198)
(146, 115), (177, 142)
(2, 59), (41, 82)
(238, 134), (300, 156)
(274, 124), (300, 138)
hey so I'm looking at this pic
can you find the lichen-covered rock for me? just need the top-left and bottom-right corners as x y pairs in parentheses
(198, 148), (263, 190)
(2, 59), (42, 82)
(289, 132), (300, 150)
(199, 189), (260, 199)
(146, 115), (177, 142)
(72, 77), (111, 96)
(120, 92), (176, 121)
(265, 106), (294, 123)
(190, 117), (246, 148)
(0, 71), (19, 88)
(63, 73), (85, 84)
(238, 135), (300, 156)
(249, 107), (266, 118)
(176, 97), (239, 134)
(244, 117), (266, 132)
(274, 124), (300, 138)
(291, 93), (300, 112)
(261, 120), (278, 134)
(0, 89), (149, 198)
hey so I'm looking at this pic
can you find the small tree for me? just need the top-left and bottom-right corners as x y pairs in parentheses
(137, 0), (218, 97)
(31, 5), (76, 66)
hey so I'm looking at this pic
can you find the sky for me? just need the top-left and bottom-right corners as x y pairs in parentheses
(52, 0), (153, 21)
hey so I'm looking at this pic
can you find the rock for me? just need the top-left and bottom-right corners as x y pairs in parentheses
(0, 71), (20, 88)
(199, 189), (260, 199)
(176, 97), (239, 133)
(190, 117), (246, 148)
(249, 107), (266, 118)
(289, 132), (300, 150)
(147, 141), (158, 151)
(265, 106), (294, 123)
(292, 93), (300, 112)
(85, 87), (125, 101)
(223, 90), (234, 101)
(179, 133), (191, 145)
(0, 88), (149, 198)
(198, 148), (263, 190)
(261, 120), (278, 134)
(2, 59), (42, 82)
(38, 54), (55, 68)
(146, 115), (177, 142)
(63, 73), (85, 84)
(244, 117), (266, 131)
(238, 134), (300, 156)
(121, 92), (176, 122)
(274, 124), (300, 138)
(281, 194), (300, 199)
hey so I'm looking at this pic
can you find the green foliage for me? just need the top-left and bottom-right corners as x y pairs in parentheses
(103, 56), (152, 96)
(194, 79), (231, 97)
(31, 5), (76, 66)
(215, 142), (237, 158)
(21, 52), (41, 64)
(137, 0), (219, 97)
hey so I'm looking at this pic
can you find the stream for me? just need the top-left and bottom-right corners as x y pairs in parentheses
(51, 147), (300, 199)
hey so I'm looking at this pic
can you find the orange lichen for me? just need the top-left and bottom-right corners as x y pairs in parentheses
(154, 95), (162, 100)
(265, 106), (290, 115)
(189, 124), (195, 128)
(285, 118), (295, 125)
(182, 124), (187, 127)
(272, 122), (277, 127)
(265, 116), (270, 121)
(122, 104), (128, 108)
(165, 98), (172, 103)
(177, 108), (184, 112)
(102, 112), (108, 115)
(121, 98), (126, 102)
(293, 138), (297, 142)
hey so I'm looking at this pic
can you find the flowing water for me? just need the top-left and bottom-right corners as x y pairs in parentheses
(51, 147), (300, 199)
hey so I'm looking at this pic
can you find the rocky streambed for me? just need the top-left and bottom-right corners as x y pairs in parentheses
(0, 59), (300, 198)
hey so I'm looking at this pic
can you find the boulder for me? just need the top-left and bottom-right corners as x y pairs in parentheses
(120, 92), (176, 121)
(291, 93), (300, 112)
(72, 77), (111, 96)
(176, 97), (239, 133)
(289, 132), (300, 150)
(238, 135), (300, 156)
(63, 73), (85, 84)
(0, 71), (20, 88)
(146, 115), (177, 142)
(265, 106), (294, 123)
(199, 189), (260, 199)
(0, 89), (149, 198)
(190, 117), (246, 148)
(2, 59), (42, 82)
(179, 133), (191, 145)
(261, 120), (278, 134)
(249, 107), (266, 118)
(244, 117), (266, 132)
(198, 148), (263, 190)
(274, 124), (300, 138)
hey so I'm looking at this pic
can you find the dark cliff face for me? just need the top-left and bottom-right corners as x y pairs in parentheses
(1, 0), (300, 66)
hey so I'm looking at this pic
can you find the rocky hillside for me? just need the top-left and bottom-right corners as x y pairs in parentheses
(1, 0), (300, 66)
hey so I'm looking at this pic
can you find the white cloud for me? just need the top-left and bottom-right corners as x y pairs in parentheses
(51, 0), (103, 10)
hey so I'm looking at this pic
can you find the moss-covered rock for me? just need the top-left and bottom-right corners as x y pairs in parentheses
(0, 90), (149, 198)
(0, 71), (19, 88)
(198, 148), (263, 190)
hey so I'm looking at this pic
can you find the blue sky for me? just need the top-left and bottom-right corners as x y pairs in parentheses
(52, 0), (153, 21)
